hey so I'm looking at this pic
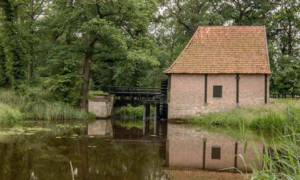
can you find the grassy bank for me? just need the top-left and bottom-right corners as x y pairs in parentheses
(189, 99), (300, 133)
(0, 89), (89, 124)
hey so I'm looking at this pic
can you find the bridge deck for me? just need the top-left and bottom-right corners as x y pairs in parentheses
(108, 86), (162, 97)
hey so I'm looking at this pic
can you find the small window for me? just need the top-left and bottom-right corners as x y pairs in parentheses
(213, 86), (222, 98)
(212, 147), (221, 159)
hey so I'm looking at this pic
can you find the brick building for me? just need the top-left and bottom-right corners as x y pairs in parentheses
(164, 26), (271, 119)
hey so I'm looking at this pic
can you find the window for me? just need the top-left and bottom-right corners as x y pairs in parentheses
(211, 147), (221, 159)
(213, 86), (222, 98)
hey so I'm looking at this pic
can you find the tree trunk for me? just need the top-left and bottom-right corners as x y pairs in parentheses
(287, 20), (292, 55)
(80, 38), (96, 108)
(237, 11), (243, 25)
(28, 0), (34, 80)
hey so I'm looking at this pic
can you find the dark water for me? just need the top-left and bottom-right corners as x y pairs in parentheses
(0, 120), (262, 180)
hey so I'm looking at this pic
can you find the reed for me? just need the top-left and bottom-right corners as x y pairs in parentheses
(0, 89), (88, 122)
(249, 106), (300, 179)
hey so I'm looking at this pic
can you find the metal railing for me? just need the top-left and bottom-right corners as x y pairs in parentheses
(108, 86), (161, 93)
(271, 93), (300, 99)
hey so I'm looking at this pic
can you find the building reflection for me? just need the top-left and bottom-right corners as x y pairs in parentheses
(166, 123), (263, 172)
(87, 120), (263, 172)
(87, 120), (113, 137)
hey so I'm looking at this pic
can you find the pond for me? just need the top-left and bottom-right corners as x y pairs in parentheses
(0, 119), (263, 180)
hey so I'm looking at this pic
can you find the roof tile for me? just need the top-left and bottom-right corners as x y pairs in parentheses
(164, 26), (271, 74)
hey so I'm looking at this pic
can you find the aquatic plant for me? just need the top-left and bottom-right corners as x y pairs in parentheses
(0, 103), (23, 124)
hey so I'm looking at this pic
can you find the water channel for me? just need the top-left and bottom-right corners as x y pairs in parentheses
(0, 118), (263, 180)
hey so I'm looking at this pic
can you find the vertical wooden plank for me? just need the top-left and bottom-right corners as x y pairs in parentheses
(234, 141), (238, 170)
(168, 75), (171, 103)
(154, 103), (157, 135)
(203, 138), (206, 169)
(166, 139), (169, 167)
(265, 74), (268, 103)
(236, 74), (239, 104)
(143, 104), (146, 135)
(204, 74), (208, 103)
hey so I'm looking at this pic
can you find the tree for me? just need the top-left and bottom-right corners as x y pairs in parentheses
(0, 0), (27, 90)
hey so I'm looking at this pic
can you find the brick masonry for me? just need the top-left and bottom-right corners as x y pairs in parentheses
(168, 74), (269, 119)
(168, 124), (263, 171)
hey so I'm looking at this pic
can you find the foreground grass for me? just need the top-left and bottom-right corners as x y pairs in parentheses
(248, 106), (300, 180)
(190, 99), (300, 133)
(164, 169), (246, 180)
(0, 89), (89, 124)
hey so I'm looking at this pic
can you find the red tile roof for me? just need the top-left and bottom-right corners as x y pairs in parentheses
(164, 26), (271, 74)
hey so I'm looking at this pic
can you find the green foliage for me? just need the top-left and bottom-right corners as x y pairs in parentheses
(0, 89), (89, 121)
(0, 103), (23, 125)
(190, 100), (300, 133)
(250, 107), (300, 179)
(116, 104), (154, 119)
(117, 105), (144, 119)
(0, 44), (8, 87)
(0, 0), (300, 105)
(117, 119), (144, 129)
(0, 0), (27, 90)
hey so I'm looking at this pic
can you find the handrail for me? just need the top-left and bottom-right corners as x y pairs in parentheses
(108, 86), (161, 93)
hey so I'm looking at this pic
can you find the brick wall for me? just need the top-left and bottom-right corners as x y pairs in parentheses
(169, 74), (269, 119)
(169, 74), (205, 118)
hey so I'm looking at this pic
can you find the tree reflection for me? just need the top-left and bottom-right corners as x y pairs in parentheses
(0, 123), (166, 180)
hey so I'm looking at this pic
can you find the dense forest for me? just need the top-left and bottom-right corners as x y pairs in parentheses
(0, 0), (299, 108)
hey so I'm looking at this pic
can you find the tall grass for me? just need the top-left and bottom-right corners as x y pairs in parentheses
(249, 106), (300, 180)
(0, 103), (23, 124)
(0, 89), (88, 121)
(190, 100), (300, 133)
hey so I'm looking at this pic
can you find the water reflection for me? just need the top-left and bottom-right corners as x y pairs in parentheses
(166, 124), (263, 172)
(0, 119), (263, 179)
(0, 120), (167, 180)
(88, 120), (113, 137)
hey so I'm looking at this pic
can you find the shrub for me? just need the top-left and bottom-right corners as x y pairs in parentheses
(0, 103), (24, 124)
(117, 105), (144, 118)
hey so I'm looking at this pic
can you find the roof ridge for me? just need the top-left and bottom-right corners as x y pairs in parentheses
(164, 27), (201, 74)
(197, 26), (265, 28)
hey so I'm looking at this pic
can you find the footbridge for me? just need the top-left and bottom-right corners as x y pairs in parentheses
(108, 79), (169, 121)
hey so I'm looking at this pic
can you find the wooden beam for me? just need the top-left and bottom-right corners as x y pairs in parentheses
(265, 74), (268, 103)
(236, 74), (240, 104)
(204, 74), (208, 103)
(203, 138), (206, 169)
